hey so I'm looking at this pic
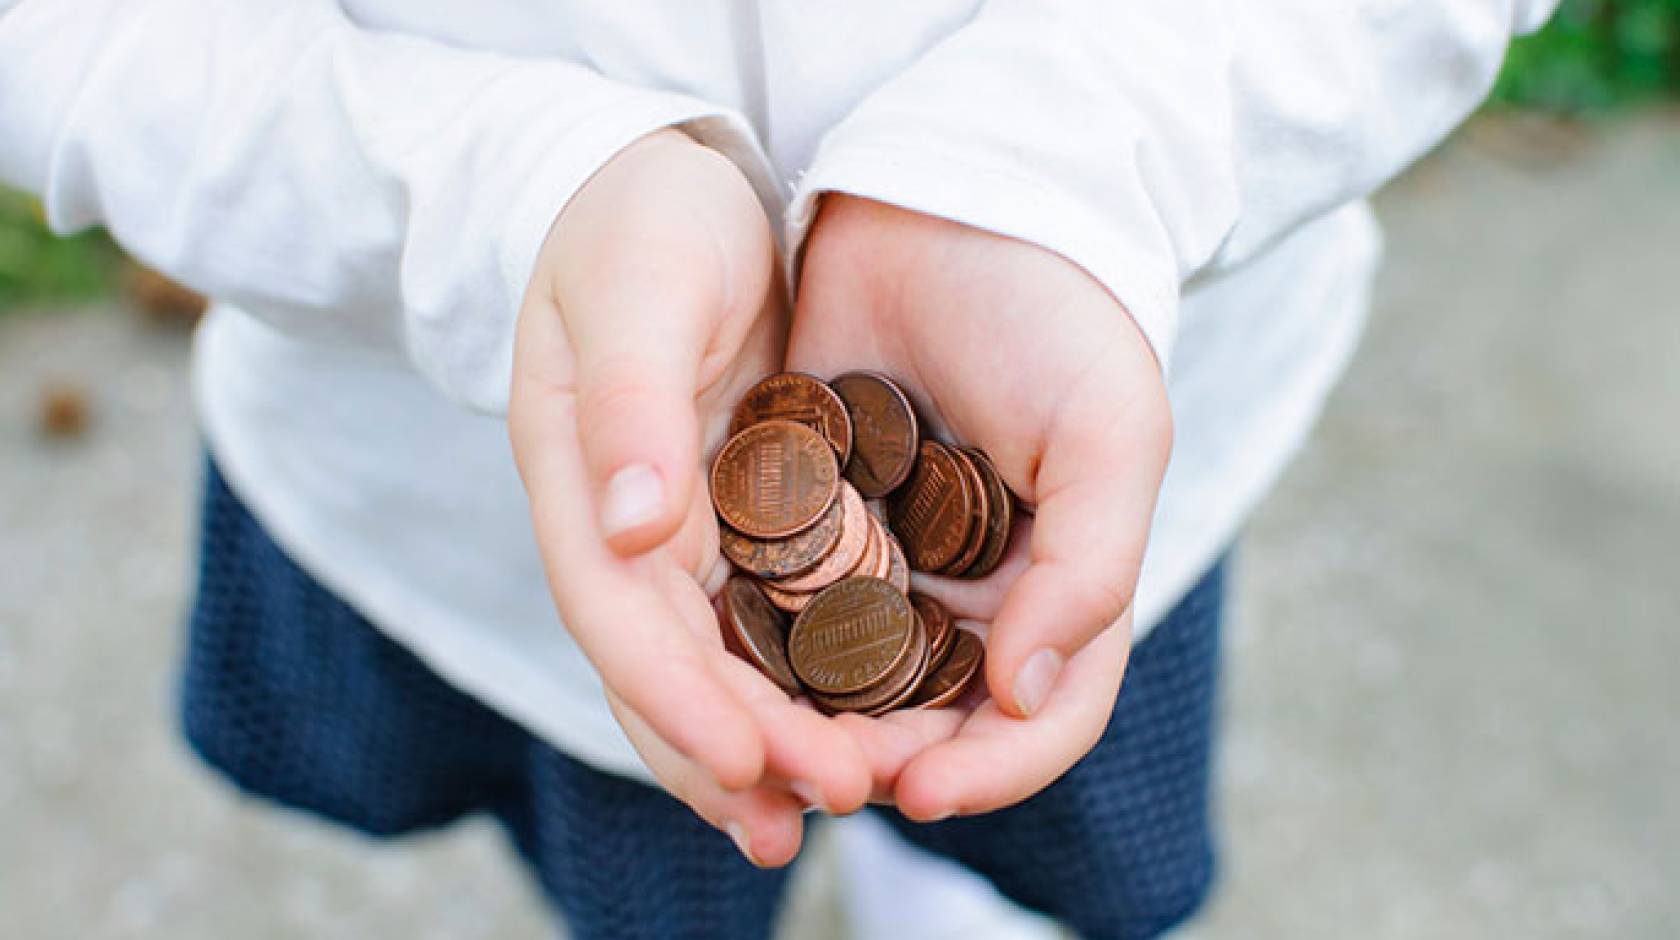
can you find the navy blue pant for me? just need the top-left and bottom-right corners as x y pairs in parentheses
(183, 462), (1223, 939)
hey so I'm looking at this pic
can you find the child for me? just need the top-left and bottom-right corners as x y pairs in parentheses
(0, 1), (1557, 937)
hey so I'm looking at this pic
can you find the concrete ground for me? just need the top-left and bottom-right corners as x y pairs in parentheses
(2, 113), (1677, 939)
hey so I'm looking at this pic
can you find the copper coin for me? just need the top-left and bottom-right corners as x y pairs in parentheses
(760, 578), (815, 614)
(868, 518), (895, 581)
(910, 593), (955, 668)
(810, 609), (929, 716)
(720, 488), (845, 580)
(842, 514), (884, 582)
(765, 484), (869, 593)
(887, 441), (974, 573)
(788, 577), (916, 695)
(831, 372), (920, 498)
(711, 420), (839, 539)
(941, 448), (990, 575)
(720, 577), (801, 696)
(843, 514), (882, 579)
(865, 623), (935, 716)
(958, 447), (1014, 580)
(910, 629), (983, 709)
(729, 372), (853, 464)
(857, 516), (894, 582)
(883, 533), (911, 595)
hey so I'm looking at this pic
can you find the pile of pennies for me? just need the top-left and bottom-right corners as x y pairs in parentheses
(710, 371), (1015, 715)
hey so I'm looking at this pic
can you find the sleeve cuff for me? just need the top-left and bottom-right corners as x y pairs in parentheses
(785, 134), (1180, 374)
(447, 93), (767, 415)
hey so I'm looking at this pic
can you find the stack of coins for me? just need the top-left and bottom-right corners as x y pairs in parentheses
(711, 371), (1010, 714)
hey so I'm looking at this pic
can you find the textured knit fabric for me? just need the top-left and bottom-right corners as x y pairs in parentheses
(182, 460), (1222, 940)
(182, 462), (790, 938)
(878, 564), (1223, 938)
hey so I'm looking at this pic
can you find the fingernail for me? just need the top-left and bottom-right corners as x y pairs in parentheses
(1014, 648), (1064, 717)
(790, 780), (827, 814)
(724, 820), (758, 865)
(601, 463), (663, 539)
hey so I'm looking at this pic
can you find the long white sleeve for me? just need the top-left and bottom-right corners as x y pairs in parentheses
(0, 0), (756, 412)
(789, 0), (1560, 370)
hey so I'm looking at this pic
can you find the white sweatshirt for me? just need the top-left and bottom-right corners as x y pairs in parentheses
(0, 0), (1556, 782)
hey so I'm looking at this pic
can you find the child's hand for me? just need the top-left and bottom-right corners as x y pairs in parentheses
(788, 195), (1173, 820)
(508, 132), (869, 865)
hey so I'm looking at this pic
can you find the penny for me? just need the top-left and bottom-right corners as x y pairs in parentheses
(788, 577), (916, 695)
(910, 629), (983, 709)
(831, 372), (920, 498)
(720, 487), (844, 580)
(711, 420), (839, 539)
(858, 515), (894, 582)
(720, 577), (802, 696)
(868, 517), (895, 581)
(958, 447), (1014, 579)
(760, 578), (816, 614)
(809, 609), (929, 716)
(766, 483), (870, 593)
(842, 514), (883, 582)
(865, 627), (935, 717)
(883, 532), (911, 594)
(887, 441), (973, 573)
(910, 592), (955, 668)
(942, 447), (991, 575)
(729, 372), (854, 464)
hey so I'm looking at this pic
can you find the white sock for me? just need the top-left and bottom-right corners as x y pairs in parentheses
(832, 812), (1063, 940)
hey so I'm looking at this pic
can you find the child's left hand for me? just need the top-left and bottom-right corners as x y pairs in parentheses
(787, 195), (1173, 820)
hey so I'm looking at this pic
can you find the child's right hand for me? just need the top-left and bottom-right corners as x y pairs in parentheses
(507, 130), (870, 865)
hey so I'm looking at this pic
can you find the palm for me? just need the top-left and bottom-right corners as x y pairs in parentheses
(787, 195), (1171, 818)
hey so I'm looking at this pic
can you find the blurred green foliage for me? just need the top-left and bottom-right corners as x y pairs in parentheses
(1, 0), (1676, 308)
(1494, 0), (1680, 110)
(0, 189), (119, 309)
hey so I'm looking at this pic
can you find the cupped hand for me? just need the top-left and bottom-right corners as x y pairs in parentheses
(788, 195), (1173, 820)
(507, 131), (869, 865)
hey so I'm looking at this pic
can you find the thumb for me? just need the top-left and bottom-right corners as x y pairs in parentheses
(565, 270), (715, 557)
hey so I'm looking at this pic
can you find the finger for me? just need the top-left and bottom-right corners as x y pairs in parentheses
(511, 306), (764, 789)
(609, 690), (807, 867)
(561, 257), (716, 556)
(682, 567), (872, 813)
(713, 653), (874, 815)
(547, 132), (775, 557)
(985, 351), (1170, 718)
(830, 709), (968, 804)
(893, 618), (1131, 821)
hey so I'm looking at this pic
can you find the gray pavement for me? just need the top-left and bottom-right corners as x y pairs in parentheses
(2, 112), (1677, 938)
